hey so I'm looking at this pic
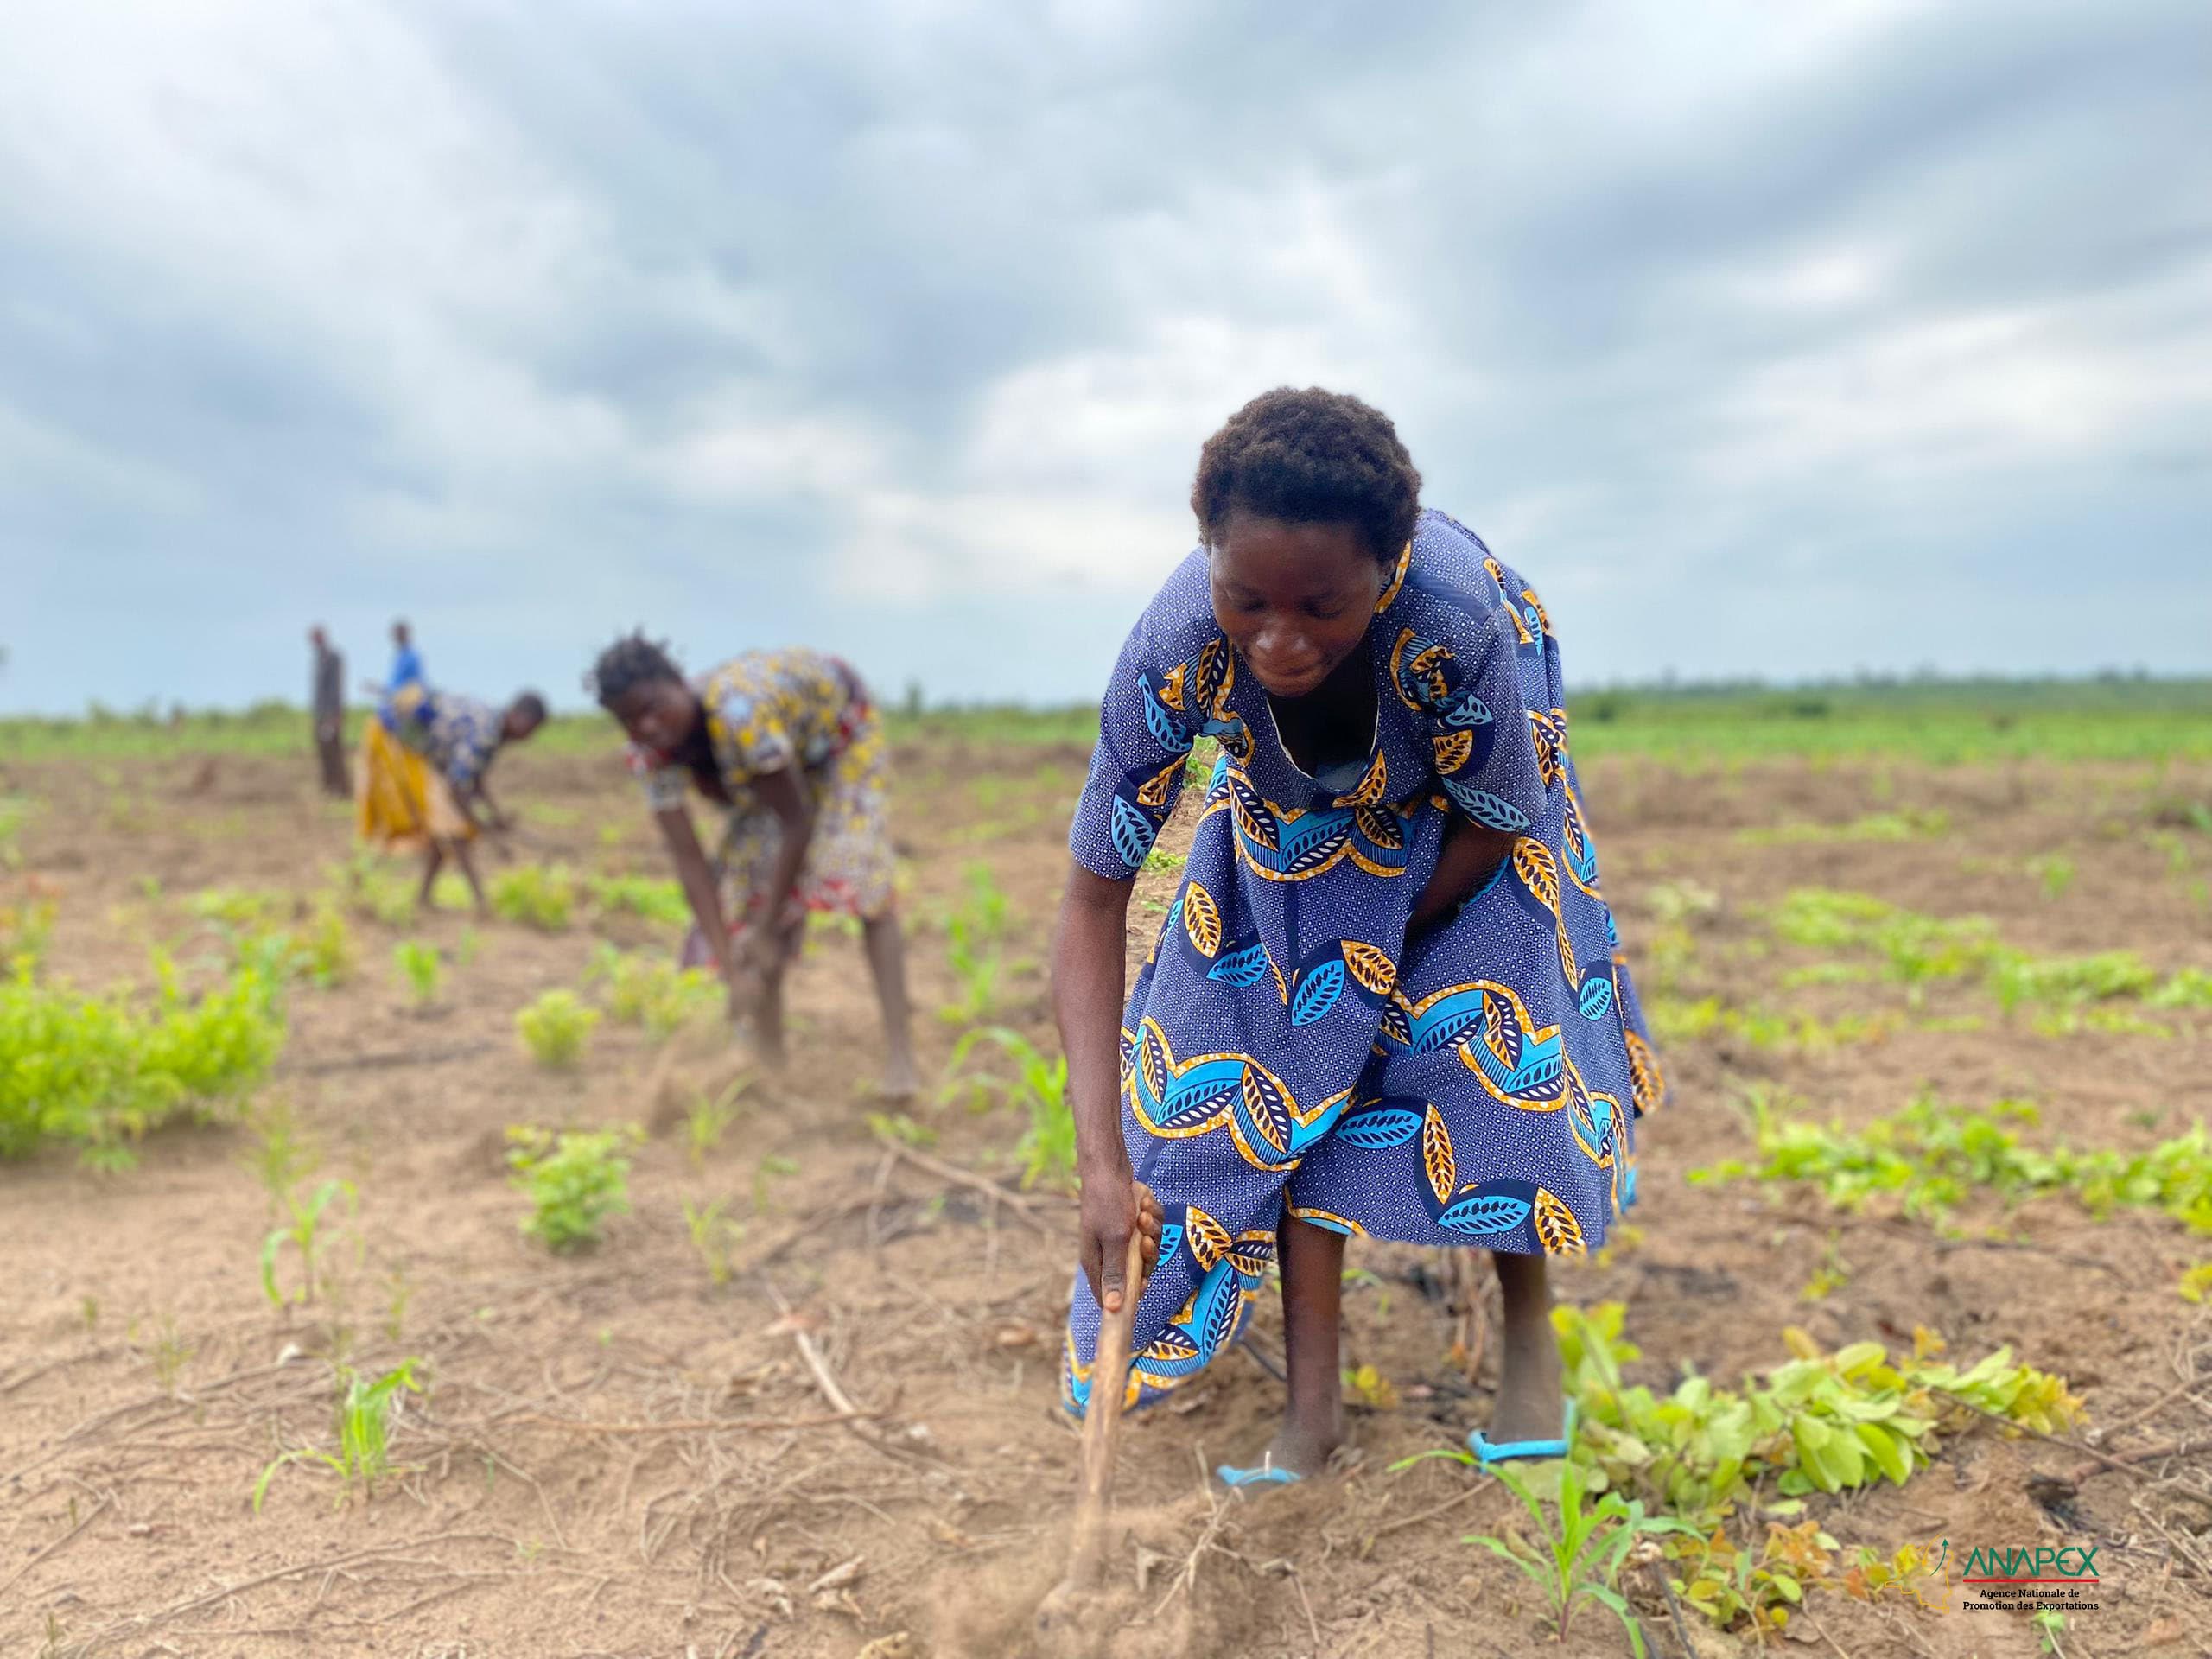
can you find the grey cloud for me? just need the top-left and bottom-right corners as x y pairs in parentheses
(2, 0), (2207, 717)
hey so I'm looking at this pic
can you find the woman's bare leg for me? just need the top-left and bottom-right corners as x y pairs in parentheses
(862, 910), (918, 1098)
(417, 843), (444, 908)
(1258, 1213), (1346, 1476)
(1488, 1250), (1565, 1443)
(450, 840), (489, 917)
(754, 966), (788, 1067)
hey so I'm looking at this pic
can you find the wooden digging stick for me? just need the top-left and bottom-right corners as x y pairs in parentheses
(1065, 1228), (1149, 1589)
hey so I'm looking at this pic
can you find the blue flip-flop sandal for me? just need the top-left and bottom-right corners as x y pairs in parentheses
(1467, 1399), (1579, 1467)
(1215, 1456), (1303, 1491)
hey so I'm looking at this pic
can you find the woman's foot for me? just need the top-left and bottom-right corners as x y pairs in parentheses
(874, 1053), (921, 1102)
(1225, 1415), (1342, 1482)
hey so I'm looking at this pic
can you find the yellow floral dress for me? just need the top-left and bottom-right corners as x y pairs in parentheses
(631, 650), (893, 941)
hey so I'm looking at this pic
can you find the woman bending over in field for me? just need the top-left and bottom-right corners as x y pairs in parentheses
(589, 635), (919, 1099)
(357, 627), (545, 915)
(1058, 387), (1664, 1483)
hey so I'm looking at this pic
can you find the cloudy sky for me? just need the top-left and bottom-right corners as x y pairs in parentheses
(3, 0), (2207, 715)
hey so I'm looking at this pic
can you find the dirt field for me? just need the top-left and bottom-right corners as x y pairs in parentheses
(4, 732), (2210, 1659)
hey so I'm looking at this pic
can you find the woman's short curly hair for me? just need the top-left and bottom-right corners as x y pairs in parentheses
(1191, 387), (1421, 565)
(587, 631), (683, 709)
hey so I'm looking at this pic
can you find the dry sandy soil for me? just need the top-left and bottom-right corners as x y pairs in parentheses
(3, 734), (2210, 1659)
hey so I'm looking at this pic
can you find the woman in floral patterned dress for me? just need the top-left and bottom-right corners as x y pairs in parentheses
(356, 631), (545, 916)
(1058, 388), (1664, 1484)
(589, 635), (918, 1097)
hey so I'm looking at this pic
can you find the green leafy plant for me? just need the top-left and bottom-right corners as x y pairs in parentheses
(0, 956), (286, 1162)
(330, 851), (418, 927)
(1, 890), (56, 973)
(0, 795), (35, 869)
(296, 906), (354, 988)
(1691, 1088), (2212, 1233)
(262, 1178), (356, 1307)
(1738, 809), (1949, 847)
(587, 944), (719, 1039)
(944, 1026), (1075, 1190)
(1467, 1459), (1689, 1656)
(392, 940), (442, 1007)
(1556, 1303), (2080, 1530)
(489, 863), (577, 931)
(254, 1358), (423, 1511)
(1672, 1518), (1837, 1637)
(188, 886), (288, 928)
(516, 988), (600, 1069)
(2151, 968), (2212, 1010)
(506, 1126), (635, 1251)
(588, 874), (689, 926)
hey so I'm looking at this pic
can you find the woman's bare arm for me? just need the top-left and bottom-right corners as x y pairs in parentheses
(1410, 816), (1516, 937)
(1054, 861), (1155, 1312)
(656, 805), (734, 976)
(748, 767), (815, 945)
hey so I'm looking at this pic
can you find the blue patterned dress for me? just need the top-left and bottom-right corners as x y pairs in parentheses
(1061, 509), (1664, 1414)
(385, 684), (500, 794)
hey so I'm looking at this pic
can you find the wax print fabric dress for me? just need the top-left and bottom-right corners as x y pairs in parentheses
(356, 680), (493, 848)
(630, 650), (893, 942)
(1062, 508), (1664, 1414)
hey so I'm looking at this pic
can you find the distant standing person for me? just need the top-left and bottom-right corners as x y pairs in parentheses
(588, 635), (918, 1098)
(308, 626), (347, 798)
(386, 619), (423, 696)
(356, 627), (547, 916)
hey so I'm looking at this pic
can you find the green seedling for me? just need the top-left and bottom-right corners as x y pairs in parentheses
(506, 1126), (635, 1251)
(1466, 1459), (1691, 1656)
(254, 1358), (423, 1512)
(751, 1153), (799, 1215)
(686, 1077), (749, 1168)
(385, 1269), (415, 1341)
(943, 1026), (1076, 1190)
(489, 863), (577, 931)
(262, 1178), (356, 1307)
(454, 925), (483, 967)
(393, 940), (442, 1007)
(147, 1313), (194, 1395)
(865, 1109), (936, 1150)
(516, 989), (599, 1069)
(242, 1096), (318, 1212)
(2027, 854), (2077, 900)
(683, 1196), (745, 1287)
(937, 863), (1012, 1027)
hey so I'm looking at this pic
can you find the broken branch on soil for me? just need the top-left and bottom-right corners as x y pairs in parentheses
(0, 1492), (112, 1599)
(68, 1530), (518, 1653)
(870, 1133), (1061, 1232)
(500, 1409), (880, 1436)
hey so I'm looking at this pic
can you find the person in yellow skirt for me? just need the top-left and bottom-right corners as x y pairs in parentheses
(357, 624), (546, 915)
